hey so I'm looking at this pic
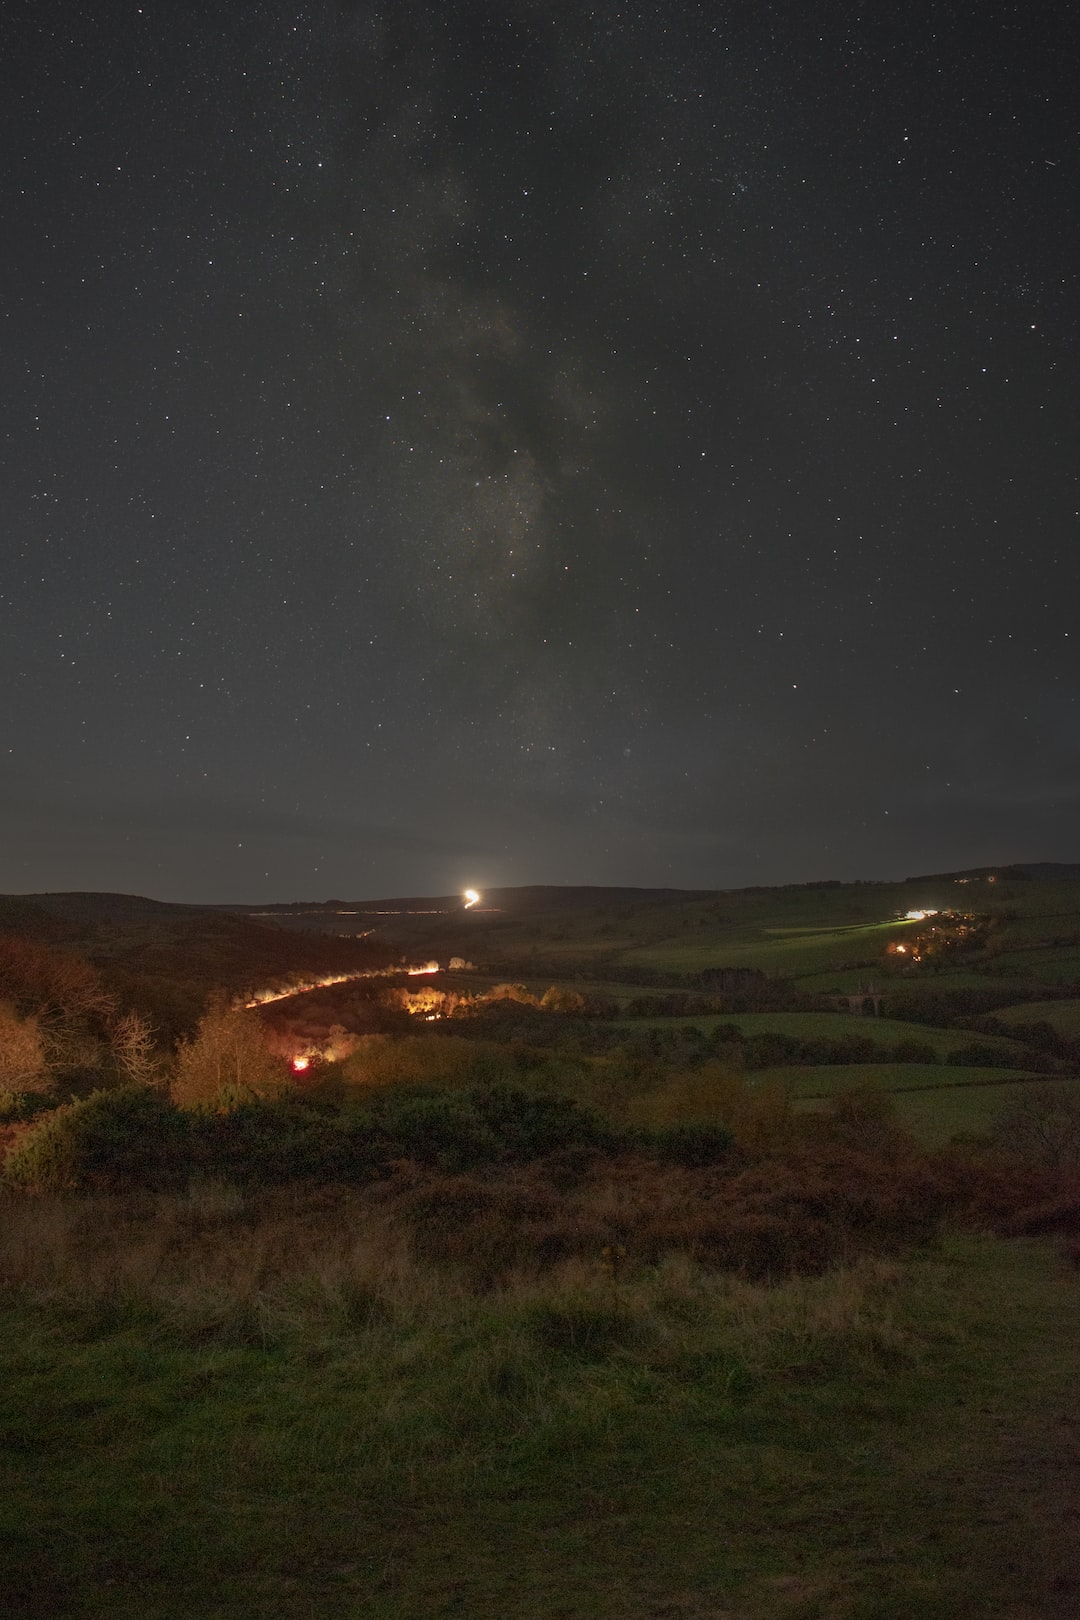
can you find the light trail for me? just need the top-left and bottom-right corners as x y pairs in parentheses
(239, 961), (439, 1010)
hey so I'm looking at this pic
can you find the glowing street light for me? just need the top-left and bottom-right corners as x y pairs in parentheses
(463, 888), (481, 909)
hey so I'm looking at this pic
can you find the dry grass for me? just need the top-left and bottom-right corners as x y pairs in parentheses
(3, 1181), (1078, 1619)
(0, 1172), (920, 1379)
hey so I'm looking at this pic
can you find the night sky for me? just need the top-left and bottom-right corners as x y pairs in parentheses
(3, 1), (1077, 901)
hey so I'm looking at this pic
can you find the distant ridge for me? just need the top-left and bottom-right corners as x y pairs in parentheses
(19, 891), (209, 921)
(234, 885), (718, 917)
(4, 867), (1079, 933)
(904, 862), (1080, 884)
(1008, 862), (1080, 881)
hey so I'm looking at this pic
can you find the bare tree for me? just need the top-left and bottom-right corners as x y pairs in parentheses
(109, 1010), (159, 1086)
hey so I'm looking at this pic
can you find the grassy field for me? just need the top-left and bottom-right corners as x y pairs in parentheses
(981, 948), (1080, 983)
(995, 998), (1080, 1037)
(2, 1192), (1078, 1620)
(610, 1010), (1029, 1060)
(620, 920), (911, 979)
(776, 1067), (1072, 1144)
(888, 1076), (1080, 1144)
(750, 1062), (1042, 1102)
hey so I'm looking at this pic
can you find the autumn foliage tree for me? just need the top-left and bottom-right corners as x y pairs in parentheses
(171, 1001), (291, 1108)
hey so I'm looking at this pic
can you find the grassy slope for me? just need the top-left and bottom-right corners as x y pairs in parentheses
(1, 1234), (1077, 1619)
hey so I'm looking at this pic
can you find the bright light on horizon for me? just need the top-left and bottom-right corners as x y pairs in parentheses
(463, 888), (481, 909)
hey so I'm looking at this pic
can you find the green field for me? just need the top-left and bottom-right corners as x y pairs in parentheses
(889, 1076), (1080, 1144)
(621, 920), (911, 978)
(751, 1062), (1041, 1102)
(982, 947), (1080, 983)
(2, 1212), (1079, 1619)
(995, 997), (1080, 1036)
(611, 1009), (1027, 1060)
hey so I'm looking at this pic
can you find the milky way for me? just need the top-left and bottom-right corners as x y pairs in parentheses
(2, 1), (1077, 898)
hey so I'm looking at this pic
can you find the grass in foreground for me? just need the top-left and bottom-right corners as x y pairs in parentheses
(1, 1187), (1078, 1619)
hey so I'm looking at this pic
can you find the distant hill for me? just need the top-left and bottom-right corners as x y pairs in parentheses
(18, 891), (209, 927)
(1008, 862), (1080, 881)
(234, 884), (719, 919)
(0, 890), (398, 1002)
(904, 862), (1080, 884)
(0, 895), (78, 942)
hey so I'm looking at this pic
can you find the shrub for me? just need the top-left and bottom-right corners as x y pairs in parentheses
(0, 1002), (48, 1092)
(809, 1089), (913, 1160)
(348, 1087), (501, 1172)
(0, 1088), (56, 1124)
(191, 1097), (349, 1184)
(338, 1034), (503, 1091)
(4, 1086), (190, 1191)
(991, 1083), (1080, 1170)
(891, 1040), (939, 1064)
(948, 1042), (1011, 1068)
(2, 1104), (79, 1189)
(467, 1085), (614, 1160)
(650, 1121), (736, 1167)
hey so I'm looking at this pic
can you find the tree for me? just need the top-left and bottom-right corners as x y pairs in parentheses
(540, 986), (586, 1014)
(109, 1010), (159, 1086)
(171, 1002), (290, 1108)
(0, 936), (115, 1066)
(0, 1001), (48, 1093)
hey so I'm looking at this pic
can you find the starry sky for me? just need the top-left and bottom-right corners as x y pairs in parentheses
(3, 0), (1078, 902)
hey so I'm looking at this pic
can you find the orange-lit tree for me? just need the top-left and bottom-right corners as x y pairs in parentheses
(171, 1001), (290, 1108)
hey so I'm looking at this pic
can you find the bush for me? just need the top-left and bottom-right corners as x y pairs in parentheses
(650, 1121), (736, 1167)
(891, 1040), (939, 1064)
(467, 1085), (614, 1160)
(347, 1088), (501, 1172)
(0, 1003), (47, 1092)
(191, 1097), (349, 1184)
(4, 1087), (190, 1191)
(992, 1083), (1080, 1170)
(337, 1084), (616, 1175)
(0, 1088), (57, 1123)
(949, 1042), (1012, 1068)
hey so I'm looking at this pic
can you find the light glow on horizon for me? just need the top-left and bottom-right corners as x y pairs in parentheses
(463, 888), (481, 909)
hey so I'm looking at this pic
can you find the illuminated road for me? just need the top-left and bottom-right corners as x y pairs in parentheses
(240, 961), (439, 1010)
